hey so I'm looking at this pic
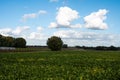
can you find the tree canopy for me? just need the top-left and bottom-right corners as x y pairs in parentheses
(47, 36), (63, 51)
(0, 34), (26, 48)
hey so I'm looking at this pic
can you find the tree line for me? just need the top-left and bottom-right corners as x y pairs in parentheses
(0, 34), (26, 48)
(75, 45), (120, 51)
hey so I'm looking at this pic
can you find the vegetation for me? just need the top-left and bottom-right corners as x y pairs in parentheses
(0, 34), (26, 48)
(75, 45), (120, 51)
(62, 44), (68, 48)
(47, 36), (63, 51)
(0, 50), (120, 79)
(14, 38), (26, 48)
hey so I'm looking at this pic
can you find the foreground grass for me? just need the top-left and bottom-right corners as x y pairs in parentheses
(0, 50), (120, 80)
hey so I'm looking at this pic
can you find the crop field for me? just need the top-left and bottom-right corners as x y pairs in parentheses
(0, 50), (120, 80)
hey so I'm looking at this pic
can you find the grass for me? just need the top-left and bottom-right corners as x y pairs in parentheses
(0, 50), (120, 80)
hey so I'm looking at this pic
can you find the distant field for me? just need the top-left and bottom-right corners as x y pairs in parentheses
(0, 50), (120, 80)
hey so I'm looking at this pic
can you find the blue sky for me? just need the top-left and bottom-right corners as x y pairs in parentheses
(0, 0), (120, 46)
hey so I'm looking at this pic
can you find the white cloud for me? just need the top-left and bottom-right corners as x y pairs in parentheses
(38, 10), (47, 14)
(70, 24), (82, 28)
(28, 32), (45, 40)
(53, 30), (120, 46)
(56, 6), (79, 26)
(0, 26), (30, 36)
(37, 26), (43, 31)
(21, 10), (47, 22)
(48, 22), (58, 28)
(0, 28), (12, 36)
(22, 13), (37, 22)
(26, 26), (49, 45)
(53, 30), (77, 38)
(48, 6), (81, 28)
(84, 9), (108, 30)
(28, 27), (47, 40)
(12, 26), (30, 35)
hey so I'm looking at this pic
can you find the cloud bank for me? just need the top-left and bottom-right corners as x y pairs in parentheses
(53, 30), (120, 46)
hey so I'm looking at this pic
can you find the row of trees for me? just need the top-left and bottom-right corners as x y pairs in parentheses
(0, 34), (26, 48)
(0, 34), (119, 51)
(75, 45), (120, 51)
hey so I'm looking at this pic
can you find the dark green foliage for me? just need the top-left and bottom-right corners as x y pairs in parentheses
(14, 38), (26, 48)
(75, 45), (82, 48)
(108, 45), (118, 50)
(62, 44), (68, 48)
(95, 46), (119, 51)
(5, 36), (15, 47)
(0, 35), (15, 47)
(0, 51), (120, 79)
(47, 36), (63, 51)
(0, 34), (26, 48)
(95, 46), (107, 50)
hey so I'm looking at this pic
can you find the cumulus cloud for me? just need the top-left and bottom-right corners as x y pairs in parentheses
(21, 10), (47, 22)
(84, 9), (108, 30)
(49, 6), (81, 28)
(56, 6), (79, 26)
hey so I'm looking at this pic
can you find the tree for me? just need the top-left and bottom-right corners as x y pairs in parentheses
(47, 36), (63, 51)
(0, 35), (7, 47)
(108, 45), (118, 50)
(5, 36), (15, 47)
(0, 34), (3, 46)
(0, 34), (26, 48)
(63, 44), (68, 48)
(14, 38), (26, 48)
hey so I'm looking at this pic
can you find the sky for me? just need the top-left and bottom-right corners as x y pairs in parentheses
(0, 0), (120, 47)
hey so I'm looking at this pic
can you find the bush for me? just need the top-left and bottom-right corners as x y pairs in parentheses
(47, 36), (63, 51)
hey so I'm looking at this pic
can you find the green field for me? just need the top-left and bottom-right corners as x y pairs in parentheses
(0, 50), (120, 80)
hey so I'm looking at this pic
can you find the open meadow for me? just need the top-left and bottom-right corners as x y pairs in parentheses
(0, 49), (120, 80)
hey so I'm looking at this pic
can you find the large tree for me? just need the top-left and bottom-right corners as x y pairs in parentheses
(14, 38), (26, 48)
(47, 36), (63, 51)
(5, 36), (15, 47)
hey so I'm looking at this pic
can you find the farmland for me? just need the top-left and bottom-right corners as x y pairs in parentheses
(0, 50), (120, 80)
